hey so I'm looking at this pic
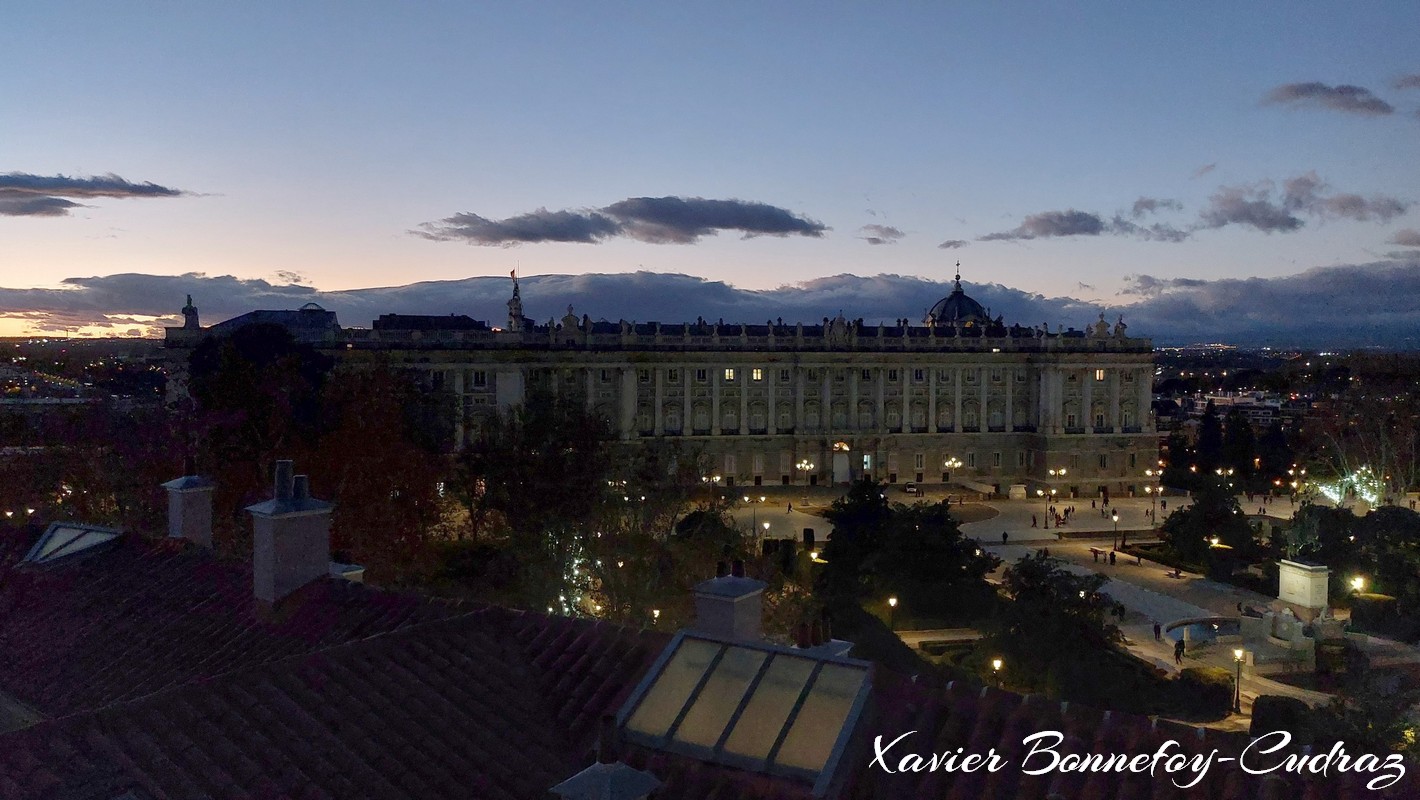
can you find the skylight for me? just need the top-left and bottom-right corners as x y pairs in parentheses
(619, 632), (871, 797)
(21, 522), (121, 565)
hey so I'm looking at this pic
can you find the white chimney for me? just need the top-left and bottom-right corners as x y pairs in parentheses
(160, 474), (214, 548)
(246, 460), (333, 604)
(693, 560), (766, 642)
(550, 716), (661, 800)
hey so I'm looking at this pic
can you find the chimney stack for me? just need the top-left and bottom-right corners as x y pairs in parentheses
(693, 560), (766, 642)
(550, 717), (661, 800)
(160, 473), (215, 548)
(246, 460), (334, 604)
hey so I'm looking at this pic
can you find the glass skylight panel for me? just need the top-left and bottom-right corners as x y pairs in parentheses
(22, 523), (121, 565)
(720, 653), (815, 763)
(774, 663), (867, 772)
(671, 646), (766, 749)
(624, 637), (720, 739)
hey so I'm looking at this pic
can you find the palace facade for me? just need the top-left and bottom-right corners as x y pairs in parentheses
(165, 273), (1160, 497)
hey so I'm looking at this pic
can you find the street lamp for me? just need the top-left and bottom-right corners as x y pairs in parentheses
(796, 459), (815, 486)
(1111, 510), (1120, 550)
(1351, 576), (1366, 592)
(1036, 488), (1049, 529)
(1233, 648), (1244, 713)
(991, 657), (1003, 688)
(888, 596), (898, 630)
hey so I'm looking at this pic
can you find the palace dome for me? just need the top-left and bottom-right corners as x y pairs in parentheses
(925, 269), (989, 326)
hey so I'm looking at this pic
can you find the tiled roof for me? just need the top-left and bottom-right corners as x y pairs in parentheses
(0, 528), (455, 719)
(1, 525), (1413, 799)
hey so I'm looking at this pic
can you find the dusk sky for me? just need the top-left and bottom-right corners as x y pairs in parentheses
(4, 3), (1419, 344)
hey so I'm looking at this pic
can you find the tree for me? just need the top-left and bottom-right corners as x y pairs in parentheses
(1160, 480), (1254, 564)
(980, 553), (1124, 686)
(1221, 407), (1257, 490)
(817, 478), (893, 600)
(1195, 401), (1223, 475)
(1256, 420), (1293, 492)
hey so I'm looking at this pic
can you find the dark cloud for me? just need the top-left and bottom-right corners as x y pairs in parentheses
(1391, 228), (1420, 247)
(1199, 173), (1408, 232)
(0, 172), (187, 217)
(937, 239), (968, 249)
(1131, 197), (1182, 218)
(1395, 74), (1420, 90)
(1263, 82), (1394, 115)
(1192, 163), (1217, 178)
(417, 196), (828, 246)
(6, 262), (1420, 347)
(858, 224), (904, 245)
(979, 209), (1107, 241)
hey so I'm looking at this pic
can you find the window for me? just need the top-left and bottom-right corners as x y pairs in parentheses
(779, 368), (790, 383)
(1123, 371), (1135, 382)
(888, 369), (899, 382)
(752, 368), (763, 382)
(600, 369), (612, 383)
(991, 368), (1002, 383)
(965, 370), (978, 384)
(913, 368), (924, 382)
(669, 368), (680, 383)
(695, 368), (708, 383)
(472, 370), (487, 388)
(725, 454), (736, 474)
(752, 453), (764, 474)
(1129, 452), (1137, 468)
(993, 452), (1002, 468)
(1066, 413), (1077, 428)
(1098, 454), (1108, 469)
(861, 369), (872, 382)
(1067, 373), (1077, 382)
(862, 454), (873, 470)
(639, 369), (651, 384)
(1015, 370), (1026, 382)
(724, 368), (736, 382)
(966, 452), (976, 468)
(938, 369), (950, 382)
(1017, 451), (1026, 468)
(1095, 369), (1106, 381)
(914, 453), (924, 470)
(808, 369), (820, 381)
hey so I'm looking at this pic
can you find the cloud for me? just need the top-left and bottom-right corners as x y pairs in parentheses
(1192, 163), (1217, 178)
(1198, 172), (1409, 233)
(1131, 197), (1182, 218)
(980, 209), (1108, 241)
(981, 208), (1189, 243)
(416, 196), (828, 245)
(5, 262), (1420, 347)
(1391, 228), (1420, 247)
(937, 239), (968, 249)
(1263, 82), (1394, 115)
(0, 172), (187, 217)
(1395, 74), (1420, 90)
(858, 224), (904, 245)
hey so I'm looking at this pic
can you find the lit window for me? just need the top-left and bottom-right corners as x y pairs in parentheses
(725, 368), (736, 382)
(1095, 369), (1106, 381)
(752, 368), (763, 381)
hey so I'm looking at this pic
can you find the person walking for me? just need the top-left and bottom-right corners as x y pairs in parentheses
(787, 502), (792, 513)
(1031, 514), (1038, 528)
(1002, 531), (1009, 545)
(1153, 621), (1162, 641)
(1174, 639), (1185, 665)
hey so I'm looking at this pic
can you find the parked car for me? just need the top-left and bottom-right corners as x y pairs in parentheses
(903, 482), (919, 495)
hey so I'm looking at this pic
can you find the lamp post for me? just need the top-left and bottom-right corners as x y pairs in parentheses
(991, 657), (1003, 688)
(1036, 489), (1048, 529)
(1233, 648), (1244, 713)
(796, 459), (815, 486)
(888, 596), (898, 630)
(1112, 510), (1120, 550)
(1351, 576), (1365, 593)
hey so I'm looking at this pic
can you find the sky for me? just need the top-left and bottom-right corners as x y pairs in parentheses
(3, 3), (1419, 345)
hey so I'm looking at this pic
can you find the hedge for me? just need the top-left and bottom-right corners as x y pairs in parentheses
(1176, 666), (1234, 717)
(1249, 695), (1314, 743)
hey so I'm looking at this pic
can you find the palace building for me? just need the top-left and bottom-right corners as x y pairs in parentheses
(165, 270), (1159, 498)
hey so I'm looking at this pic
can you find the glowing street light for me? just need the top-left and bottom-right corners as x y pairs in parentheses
(1351, 576), (1366, 592)
(991, 657), (1003, 687)
(1111, 510), (1121, 550)
(887, 595), (898, 630)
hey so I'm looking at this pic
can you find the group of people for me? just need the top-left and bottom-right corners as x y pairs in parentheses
(1151, 621), (1187, 664)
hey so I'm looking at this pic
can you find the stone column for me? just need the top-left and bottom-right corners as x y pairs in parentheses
(849, 368), (859, 430)
(619, 367), (636, 440)
(1005, 365), (1014, 432)
(654, 368), (664, 435)
(712, 367), (721, 436)
(978, 367), (988, 430)
(1110, 369), (1121, 432)
(768, 367), (777, 435)
(821, 369), (832, 434)
(683, 367), (692, 434)
(876, 367), (886, 432)
(1082, 368), (1093, 431)
(928, 367), (938, 433)
(795, 367), (805, 431)
(954, 367), (963, 432)
(739, 371), (748, 435)
(1139, 368), (1152, 431)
